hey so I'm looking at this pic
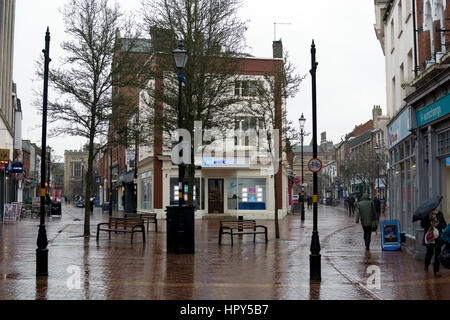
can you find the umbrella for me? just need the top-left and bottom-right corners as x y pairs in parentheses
(412, 195), (443, 222)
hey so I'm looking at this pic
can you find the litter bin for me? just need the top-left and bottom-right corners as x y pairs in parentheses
(166, 205), (195, 254)
(51, 202), (62, 216)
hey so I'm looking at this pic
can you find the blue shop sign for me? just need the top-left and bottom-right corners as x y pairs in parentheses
(416, 93), (450, 127)
(388, 107), (411, 149)
(447, 157), (450, 167)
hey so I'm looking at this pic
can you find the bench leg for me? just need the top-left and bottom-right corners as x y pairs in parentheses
(231, 232), (233, 246)
(96, 226), (100, 241)
(254, 233), (256, 243)
(265, 231), (268, 243)
(155, 220), (158, 233)
(142, 227), (146, 243)
(218, 228), (222, 245)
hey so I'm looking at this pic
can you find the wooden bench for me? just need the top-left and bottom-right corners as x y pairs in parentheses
(219, 220), (268, 245)
(125, 213), (158, 232)
(96, 218), (145, 243)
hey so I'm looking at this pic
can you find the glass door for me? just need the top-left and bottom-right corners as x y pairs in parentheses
(208, 179), (224, 214)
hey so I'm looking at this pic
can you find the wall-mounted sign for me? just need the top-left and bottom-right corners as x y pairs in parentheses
(446, 157), (450, 167)
(416, 93), (450, 127)
(0, 149), (10, 161)
(388, 107), (411, 149)
(11, 162), (23, 173)
(202, 157), (250, 168)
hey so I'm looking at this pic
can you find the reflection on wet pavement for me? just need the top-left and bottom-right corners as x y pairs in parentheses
(0, 204), (448, 300)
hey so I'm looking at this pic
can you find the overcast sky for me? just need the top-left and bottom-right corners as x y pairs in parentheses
(13, 0), (386, 158)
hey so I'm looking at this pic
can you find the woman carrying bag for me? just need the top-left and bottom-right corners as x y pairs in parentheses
(421, 208), (447, 277)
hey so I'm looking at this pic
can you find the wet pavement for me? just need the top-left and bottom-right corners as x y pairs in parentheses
(0, 204), (448, 300)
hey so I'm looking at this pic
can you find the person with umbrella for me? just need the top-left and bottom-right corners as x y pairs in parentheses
(413, 195), (447, 277)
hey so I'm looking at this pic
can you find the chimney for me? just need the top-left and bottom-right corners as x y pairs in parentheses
(321, 132), (327, 144)
(273, 40), (283, 59)
(372, 105), (382, 121)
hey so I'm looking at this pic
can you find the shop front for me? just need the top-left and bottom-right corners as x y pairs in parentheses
(387, 106), (417, 249)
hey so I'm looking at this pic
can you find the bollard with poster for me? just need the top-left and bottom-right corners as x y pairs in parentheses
(381, 219), (402, 251)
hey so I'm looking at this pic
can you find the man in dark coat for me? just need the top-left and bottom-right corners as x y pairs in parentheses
(421, 207), (447, 277)
(355, 194), (377, 250)
(348, 195), (355, 216)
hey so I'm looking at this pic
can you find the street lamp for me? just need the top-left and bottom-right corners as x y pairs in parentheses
(309, 40), (321, 281)
(298, 113), (307, 221)
(36, 28), (51, 277)
(168, 39), (192, 254)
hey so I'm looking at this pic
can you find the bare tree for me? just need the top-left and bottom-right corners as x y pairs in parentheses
(140, 0), (249, 206)
(36, 0), (144, 236)
(242, 53), (304, 238)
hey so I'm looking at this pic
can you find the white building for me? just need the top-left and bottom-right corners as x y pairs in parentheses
(0, 0), (16, 215)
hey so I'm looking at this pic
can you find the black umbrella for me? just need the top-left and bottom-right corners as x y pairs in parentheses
(412, 195), (443, 222)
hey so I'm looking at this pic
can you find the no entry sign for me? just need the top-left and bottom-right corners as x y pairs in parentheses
(308, 158), (322, 173)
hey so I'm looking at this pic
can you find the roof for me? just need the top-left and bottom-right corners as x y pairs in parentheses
(349, 130), (372, 148)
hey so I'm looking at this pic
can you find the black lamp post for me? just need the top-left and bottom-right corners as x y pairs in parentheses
(109, 147), (113, 216)
(172, 40), (189, 253)
(36, 28), (51, 277)
(309, 40), (321, 281)
(299, 113), (307, 221)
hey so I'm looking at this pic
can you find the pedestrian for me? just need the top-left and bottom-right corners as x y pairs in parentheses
(372, 195), (381, 221)
(421, 207), (447, 277)
(344, 196), (349, 211)
(307, 194), (313, 209)
(348, 195), (354, 216)
(298, 192), (304, 213)
(355, 194), (377, 250)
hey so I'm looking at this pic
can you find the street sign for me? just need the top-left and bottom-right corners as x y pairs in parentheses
(307, 158), (322, 173)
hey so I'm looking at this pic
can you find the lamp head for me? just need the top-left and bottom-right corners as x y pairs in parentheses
(172, 40), (188, 70)
(299, 113), (306, 129)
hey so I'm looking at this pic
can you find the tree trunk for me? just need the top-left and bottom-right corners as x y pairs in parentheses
(84, 136), (95, 236)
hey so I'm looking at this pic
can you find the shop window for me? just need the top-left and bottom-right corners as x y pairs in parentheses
(438, 130), (450, 156)
(170, 178), (201, 210)
(237, 178), (266, 210)
(140, 179), (152, 210)
(227, 178), (238, 210)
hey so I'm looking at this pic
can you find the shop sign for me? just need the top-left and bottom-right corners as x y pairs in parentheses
(0, 149), (10, 161)
(416, 93), (450, 127)
(140, 171), (152, 179)
(202, 157), (250, 168)
(11, 162), (23, 173)
(388, 107), (411, 149)
(446, 157), (450, 167)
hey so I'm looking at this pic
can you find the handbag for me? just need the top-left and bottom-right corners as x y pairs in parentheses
(371, 220), (378, 232)
(424, 227), (439, 245)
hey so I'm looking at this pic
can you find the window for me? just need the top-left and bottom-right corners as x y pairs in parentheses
(170, 178), (201, 210)
(234, 80), (261, 97)
(140, 179), (152, 210)
(390, 19), (395, 53)
(71, 162), (82, 177)
(438, 130), (450, 156)
(397, 0), (403, 37)
(234, 117), (264, 146)
(400, 63), (405, 97)
(238, 178), (266, 210)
